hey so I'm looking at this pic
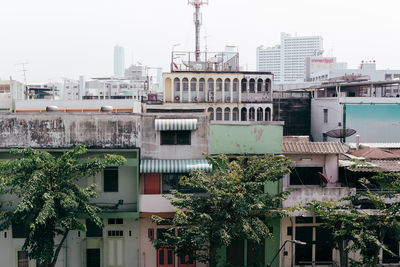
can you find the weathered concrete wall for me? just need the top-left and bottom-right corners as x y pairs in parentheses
(0, 113), (141, 148)
(209, 122), (283, 155)
(141, 113), (209, 159)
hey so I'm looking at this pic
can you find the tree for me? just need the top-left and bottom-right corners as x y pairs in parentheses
(151, 154), (291, 267)
(306, 171), (400, 267)
(0, 145), (126, 267)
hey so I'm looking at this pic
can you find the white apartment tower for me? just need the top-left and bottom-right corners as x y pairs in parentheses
(257, 33), (323, 83)
(114, 45), (125, 77)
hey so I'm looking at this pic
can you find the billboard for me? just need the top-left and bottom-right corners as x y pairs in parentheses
(345, 104), (400, 142)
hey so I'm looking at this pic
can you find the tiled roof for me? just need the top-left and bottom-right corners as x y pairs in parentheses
(350, 147), (400, 160)
(283, 142), (346, 154)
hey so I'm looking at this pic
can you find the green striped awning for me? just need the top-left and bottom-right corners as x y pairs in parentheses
(154, 119), (198, 131)
(140, 159), (212, 173)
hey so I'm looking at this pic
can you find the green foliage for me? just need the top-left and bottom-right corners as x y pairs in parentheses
(151, 154), (291, 266)
(0, 145), (126, 266)
(306, 168), (400, 267)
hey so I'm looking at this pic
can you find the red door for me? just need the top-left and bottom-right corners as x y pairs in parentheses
(178, 252), (196, 267)
(158, 247), (174, 267)
(145, 173), (160, 194)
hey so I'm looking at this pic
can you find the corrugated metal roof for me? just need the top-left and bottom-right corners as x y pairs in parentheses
(347, 143), (400, 149)
(140, 159), (212, 173)
(341, 159), (400, 172)
(283, 142), (345, 154)
(154, 119), (198, 131)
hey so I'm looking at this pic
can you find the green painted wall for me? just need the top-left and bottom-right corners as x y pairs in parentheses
(265, 218), (281, 267)
(210, 124), (283, 155)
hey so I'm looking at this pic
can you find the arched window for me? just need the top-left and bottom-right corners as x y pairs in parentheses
(233, 78), (239, 92)
(241, 78), (247, 93)
(207, 78), (214, 91)
(199, 78), (205, 92)
(241, 107), (247, 121)
(182, 78), (188, 91)
(265, 107), (271, 121)
(174, 78), (180, 92)
(208, 107), (214, 121)
(232, 108), (239, 121)
(265, 78), (271, 93)
(249, 78), (255, 93)
(257, 78), (263, 92)
(224, 107), (230, 121)
(216, 107), (222, 121)
(224, 78), (230, 92)
(249, 107), (255, 121)
(216, 78), (222, 91)
(190, 78), (197, 92)
(257, 107), (263, 121)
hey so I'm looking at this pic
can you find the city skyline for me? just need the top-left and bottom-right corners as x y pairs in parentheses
(1, 0), (400, 82)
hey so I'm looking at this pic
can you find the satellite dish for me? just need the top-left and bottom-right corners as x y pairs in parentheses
(325, 128), (357, 138)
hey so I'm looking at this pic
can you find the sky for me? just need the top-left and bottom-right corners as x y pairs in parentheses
(1, 0), (400, 83)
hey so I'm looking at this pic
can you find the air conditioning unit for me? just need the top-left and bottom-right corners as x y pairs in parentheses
(209, 96), (214, 102)
(192, 96), (198, 102)
(225, 96), (231, 102)
(174, 96), (180, 101)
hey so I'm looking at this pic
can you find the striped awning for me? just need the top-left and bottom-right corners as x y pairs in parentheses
(154, 119), (198, 131)
(140, 159), (212, 173)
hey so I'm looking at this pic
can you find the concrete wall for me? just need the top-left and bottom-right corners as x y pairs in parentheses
(311, 98), (342, 142)
(209, 122), (283, 155)
(0, 113), (141, 149)
(141, 113), (209, 159)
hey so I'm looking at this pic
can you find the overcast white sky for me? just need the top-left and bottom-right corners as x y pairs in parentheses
(2, 0), (400, 83)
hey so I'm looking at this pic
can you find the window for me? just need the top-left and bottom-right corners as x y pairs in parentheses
(86, 219), (103, 237)
(224, 107), (230, 121)
(257, 78), (263, 92)
(104, 168), (118, 192)
(182, 78), (188, 92)
(216, 78), (222, 91)
(241, 108), (247, 121)
(232, 108), (239, 121)
(190, 78), (196, 92)
(108, 230), (123, 237)
(108, 218), (123, 225)
(323, 109), (328, 123)
(322, 133), (327, 142)
(174, 78), (180, 92)
(233, 79), (238, 92)
(160, 131), (191, 145)
(290, 167), (323, 185)
(18, 251), (29, 267)
(12, 223), (29, 238)
(224, 78), (230, 92)
(249, 107), (255, 121)
(215, 107), (222, 120)
(265, 108), (271, 121)
(162, 173), (201, 193)
(257, 107), (263, 121)
(207, 107), (214, 121)
(199, 78), (205, 92)
(241, 78), (247, 92)
(249, 78), (255, 92)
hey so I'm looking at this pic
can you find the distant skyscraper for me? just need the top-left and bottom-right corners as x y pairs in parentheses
(114, 45), (125, 77)
(257, 33), (323, 83)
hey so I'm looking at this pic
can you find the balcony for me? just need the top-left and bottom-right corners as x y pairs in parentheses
(282, 186), (356, 208)
(139, 194), (175, 213)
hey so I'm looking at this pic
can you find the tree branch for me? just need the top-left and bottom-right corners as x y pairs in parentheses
(50, 229), (69, 267)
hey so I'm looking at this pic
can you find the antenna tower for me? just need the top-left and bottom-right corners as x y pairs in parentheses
(16, 62), (28, 84)
(188, 0), (208, 62)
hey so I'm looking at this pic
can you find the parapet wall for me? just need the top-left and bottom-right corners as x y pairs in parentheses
(0, 113), (141, 149)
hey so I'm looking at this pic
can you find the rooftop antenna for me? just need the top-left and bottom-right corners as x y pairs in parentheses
(188, 0), (208, 62)
(16, 62), (28, 84)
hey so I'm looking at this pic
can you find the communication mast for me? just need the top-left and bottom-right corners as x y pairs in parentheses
(188, 0), (208, 62)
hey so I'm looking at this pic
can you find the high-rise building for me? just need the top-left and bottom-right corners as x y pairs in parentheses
(114, 45), (125, 77)
(257, 33), (323, 83)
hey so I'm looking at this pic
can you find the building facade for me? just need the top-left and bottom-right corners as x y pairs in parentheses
(257, 33), (323, 84)
(114, 45), (125, 78)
